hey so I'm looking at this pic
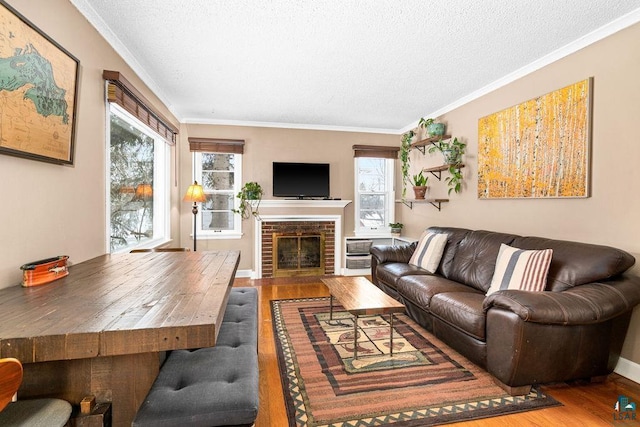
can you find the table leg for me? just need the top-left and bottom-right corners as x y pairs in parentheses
(353, 314), (359, 360)
(389, 314), (394, 357)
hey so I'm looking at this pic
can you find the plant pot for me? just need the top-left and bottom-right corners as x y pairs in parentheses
(442, 148), (460, 165)
(427, 123), (445, 137)
(390, 227), (402, 236)
(413, 186), (428, 200)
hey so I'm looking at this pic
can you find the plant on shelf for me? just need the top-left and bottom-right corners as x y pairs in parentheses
(428, 136), (466, 165)
(233, 181), (263, 219)
(410, 170), (429, 200)
(428, 137), (466, 195)
(445, 164), (464, 195)
(419, 117), (446, 137)
(389, 222), (403, 235)
(400, 130), (415, 199)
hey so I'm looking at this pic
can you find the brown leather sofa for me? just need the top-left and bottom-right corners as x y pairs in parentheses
(370, 226), (640, 394)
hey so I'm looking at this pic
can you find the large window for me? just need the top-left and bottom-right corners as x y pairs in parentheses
(107, 104), (169, 252)
(194, 152), (242, 237)
(354, 157), (395, 235)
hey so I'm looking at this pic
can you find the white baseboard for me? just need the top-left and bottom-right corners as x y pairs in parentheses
(235, 269), (253, 278)
(615, 357), (640, 383)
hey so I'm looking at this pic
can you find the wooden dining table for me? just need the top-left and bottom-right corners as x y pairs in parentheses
(0, 250), (240, 427)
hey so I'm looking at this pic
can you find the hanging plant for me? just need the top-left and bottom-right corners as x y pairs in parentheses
(400, 130), (415, 199)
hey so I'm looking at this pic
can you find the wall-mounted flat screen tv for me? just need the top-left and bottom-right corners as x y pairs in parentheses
(273, 162), (330, 199)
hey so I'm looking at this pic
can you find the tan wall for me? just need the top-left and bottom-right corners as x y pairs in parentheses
(400, 22), (640, 364)
(180, 124), (398, 271)
(0, 0), (180, 288)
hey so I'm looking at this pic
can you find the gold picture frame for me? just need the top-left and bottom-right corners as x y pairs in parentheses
(478, 78), (592, 199)
(0, 0), (80, 165)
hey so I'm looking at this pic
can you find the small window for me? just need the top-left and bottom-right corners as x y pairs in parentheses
(194, 152), (242, 238)
(354, 157), (395, 235)
(107, 104), (169, 252)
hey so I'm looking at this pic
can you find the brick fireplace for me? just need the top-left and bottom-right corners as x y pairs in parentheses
(254, 215), (342, 278)
(260, 220), (335, 278)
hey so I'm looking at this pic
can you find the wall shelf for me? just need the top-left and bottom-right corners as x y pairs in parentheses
(410, 134), (452, 154)
(423, 164), (465, 180)
(396, 199), (449, 211)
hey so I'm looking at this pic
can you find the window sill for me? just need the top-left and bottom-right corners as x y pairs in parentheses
(191, 232), (243, 240)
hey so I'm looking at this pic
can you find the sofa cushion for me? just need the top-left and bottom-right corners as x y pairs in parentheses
(511, 236), (636, 291)
(448, 230), (518, 292)
(409, 231), (448, 273)
(486, 244), (553, 296)
(396, 275), (480, 312)
(430, 292), (487, 341)
(376, 263), (433, 290)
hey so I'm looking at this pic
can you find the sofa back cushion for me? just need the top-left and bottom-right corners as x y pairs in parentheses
(446, 230), (518, 292)
(511, 236), (635, 291)
(425, 227), (471, 278)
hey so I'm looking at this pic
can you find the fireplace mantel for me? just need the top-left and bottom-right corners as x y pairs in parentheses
(259, 199), (351, 209)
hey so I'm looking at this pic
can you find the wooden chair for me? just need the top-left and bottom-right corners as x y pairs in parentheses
(0, 358), (72, 426)
(130, 247), (191, 253)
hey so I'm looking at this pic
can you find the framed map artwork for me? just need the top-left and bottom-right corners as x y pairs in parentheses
(478, 78), (592, 199)
(0, 0), (80, 165)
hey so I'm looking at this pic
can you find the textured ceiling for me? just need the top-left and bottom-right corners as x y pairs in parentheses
(71, 0), (640, 133)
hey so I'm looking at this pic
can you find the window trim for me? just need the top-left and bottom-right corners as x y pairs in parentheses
(106, 103), (171, 253)
(353, 157), (396, 236)
(193, 151), (243, 239)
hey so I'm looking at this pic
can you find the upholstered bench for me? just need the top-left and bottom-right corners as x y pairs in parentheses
(132, 287), (259, 427)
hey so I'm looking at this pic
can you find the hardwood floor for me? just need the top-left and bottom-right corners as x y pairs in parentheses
(235, 277), (640, 426)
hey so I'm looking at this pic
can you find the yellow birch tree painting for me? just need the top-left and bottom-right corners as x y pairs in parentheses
(478, 78), (591, 199)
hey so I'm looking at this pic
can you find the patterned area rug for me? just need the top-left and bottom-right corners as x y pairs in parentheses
(272, 297), (561, 427)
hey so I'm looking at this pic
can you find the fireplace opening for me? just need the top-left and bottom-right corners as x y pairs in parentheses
(273, 232), (325, 277)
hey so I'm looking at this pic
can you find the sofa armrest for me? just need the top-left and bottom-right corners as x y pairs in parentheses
(483, 275), (640, 325)
(370, 243), (416, 264)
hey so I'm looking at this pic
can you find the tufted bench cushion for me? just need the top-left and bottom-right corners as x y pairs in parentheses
(132, 287), (259, 427)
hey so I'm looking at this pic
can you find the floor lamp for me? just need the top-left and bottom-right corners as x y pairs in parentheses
(183, 181), (206, 251)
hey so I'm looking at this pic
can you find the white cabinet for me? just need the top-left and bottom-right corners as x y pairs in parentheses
(343, 235), (416, 276)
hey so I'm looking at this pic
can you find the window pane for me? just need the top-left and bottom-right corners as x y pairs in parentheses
(109, 112), (155, 251)
(359, 194), (386, 227)
(202, 153), (235, 171)
(358, 158), (387, 192)
(203, 194), (234, 211)
(201, 211), (234, 230)
(202, 171), (234, 191)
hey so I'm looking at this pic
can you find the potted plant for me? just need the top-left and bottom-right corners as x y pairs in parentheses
(389, 222), (403, 236)
(233, 181), (263, 219)
(428, 137), (466, 165)
(410, 170), (429, 200)
(400, 130), (414, 199)
(419, 117), (446, 137)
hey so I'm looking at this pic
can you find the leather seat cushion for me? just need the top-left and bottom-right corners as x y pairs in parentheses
(376, 263), (432, 289)
(396, 275), (478, 312)
(430, 292), (487, 341)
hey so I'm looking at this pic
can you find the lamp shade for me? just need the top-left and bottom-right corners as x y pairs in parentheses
(183, 181), (207, 203)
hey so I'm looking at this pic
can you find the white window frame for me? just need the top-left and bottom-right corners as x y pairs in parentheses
(106, 103), (170, 253)
(354, 157), (395, 236)
(194, 152), (243, 239)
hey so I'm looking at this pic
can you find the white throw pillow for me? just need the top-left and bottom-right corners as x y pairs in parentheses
(409, 231), (448, 273)
(486, 244), (553, 296)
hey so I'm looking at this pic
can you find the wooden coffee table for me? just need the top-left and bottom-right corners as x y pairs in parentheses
(321, 276), (405, 359)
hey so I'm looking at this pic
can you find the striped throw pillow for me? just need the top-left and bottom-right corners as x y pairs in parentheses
(486, 244), (553, 296)
(409, 232), (448, 273)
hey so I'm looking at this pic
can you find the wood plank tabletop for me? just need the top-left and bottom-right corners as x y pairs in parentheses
(321, 276), (405, 316)
(0, 251), (240, 363)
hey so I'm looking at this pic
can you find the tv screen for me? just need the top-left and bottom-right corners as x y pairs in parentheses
(273, 162), (330, 199)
